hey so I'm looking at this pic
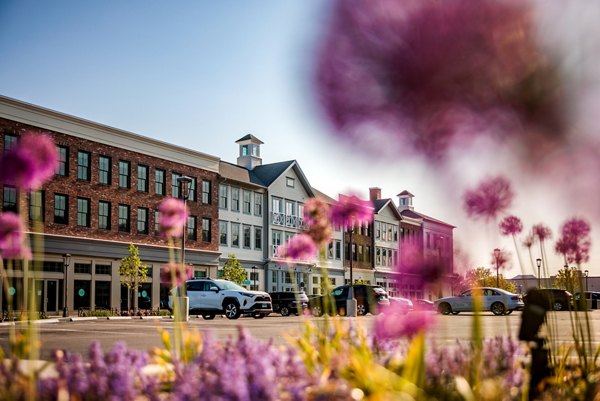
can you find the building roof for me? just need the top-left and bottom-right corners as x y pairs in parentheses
(397, 190), (415, 197)
(219, 161), (265, 188)
(235, 134), (264, 144)
(312, 187), (336, 204)
(412, 210), (455, 228)
(373, 198), (403, 220)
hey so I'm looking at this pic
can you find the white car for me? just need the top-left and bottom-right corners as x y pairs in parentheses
(169, 278), (272, 320)
(388, 296), (414, 314)
(434, 287), (524, 316)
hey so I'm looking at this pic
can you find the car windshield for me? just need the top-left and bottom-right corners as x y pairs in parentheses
(214, 280), (246, 291)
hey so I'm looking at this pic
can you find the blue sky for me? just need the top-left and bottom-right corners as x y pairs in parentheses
(1, 1), (596, 275)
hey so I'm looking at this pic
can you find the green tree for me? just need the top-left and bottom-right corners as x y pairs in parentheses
(222, 254), (247, 285)
(119, 244), (149, 311)
(464, 267), (517, 293)
(554, 266), (582, 294)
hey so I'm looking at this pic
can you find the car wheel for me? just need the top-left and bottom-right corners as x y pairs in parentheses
(452, 311), (460, 315)
(311, 305), (323, 317)
(553, 301), (565, 311)
(224, 301), (241, 320)
(202, 314), (215, 320)
(280, 306), (290, 317)
(491, 302), (506, 316)
(438, 303), (452, 315)
(253, 313), (265, 319)
(357, 304), (367, 316)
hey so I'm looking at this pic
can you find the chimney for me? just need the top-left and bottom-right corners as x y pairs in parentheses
(369, 187), (381, 201)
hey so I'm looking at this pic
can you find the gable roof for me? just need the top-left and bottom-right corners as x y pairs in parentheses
(251, 160), (315, 196)
(412, 211), (455, 228)
(373, 198), (403, 220)
(312, 187), (336, 204)
(235, 134), (264, 144)
(397, 190), (414, 197)
(219, 161), (266, 188)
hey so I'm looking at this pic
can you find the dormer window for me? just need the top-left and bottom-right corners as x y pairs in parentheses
(286, 177), (295, 188)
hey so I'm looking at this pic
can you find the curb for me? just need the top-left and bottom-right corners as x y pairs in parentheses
(68, 317), (100, 322)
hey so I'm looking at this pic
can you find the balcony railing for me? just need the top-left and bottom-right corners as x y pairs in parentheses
(271, 212), (307, 229)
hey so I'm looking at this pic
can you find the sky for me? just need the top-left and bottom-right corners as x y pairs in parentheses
(1, 1), (599, 277)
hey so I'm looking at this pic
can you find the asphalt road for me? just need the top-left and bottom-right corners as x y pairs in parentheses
(1, 311), (599, 361)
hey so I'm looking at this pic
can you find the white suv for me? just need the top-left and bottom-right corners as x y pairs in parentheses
(169, 278), (272, 320)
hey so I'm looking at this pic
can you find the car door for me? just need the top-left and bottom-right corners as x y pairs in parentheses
(332, 287), (348, 311)
(456, 290), (472, 311)
(186, 281), (204, 309)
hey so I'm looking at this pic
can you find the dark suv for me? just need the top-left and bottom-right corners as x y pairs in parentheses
(269, 291), (309, 316)
(309, 284), (390, 316)
(523, 288), (572, 311)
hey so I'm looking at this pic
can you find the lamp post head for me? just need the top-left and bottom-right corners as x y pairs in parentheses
(585, 269), (589, 277)
(63, 253), (71, 266)
(177, 175), (193, 200)
(493, 248), (501, 260)
(536, 258), (542, 268)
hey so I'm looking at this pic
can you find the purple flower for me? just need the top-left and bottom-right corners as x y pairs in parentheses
(0, 133), (58, 190)
(522, 233), (534, 248)
(499, 215), (523, 236)
(315, 0), (565, 163)
(160, 262), (193, 286)
(303, 198), (333, 247)
(555, 218), (591, 265)
(157, 197), (188, 238)
(532, 223), (552, 242)
(396, 240), (447, 285)
(375, 306), (435, 340)
(330, 194), (373, 228)
(0, 212), (31, 260)
(491, 248), (511, 271)
(463, 176), (513, 221)
(277, 234), (317, 261)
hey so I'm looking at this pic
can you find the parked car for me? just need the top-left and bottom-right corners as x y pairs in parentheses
(387, 296), (413, 314)
(169, 278), (272, 320)
(269, 291), (309, 316)
(574, 291), (600, 310)
(413, 298), (435, 311)
(309, 284), (390, 316)
(523, 288), (572, 311)
(434, 287), (524, 316)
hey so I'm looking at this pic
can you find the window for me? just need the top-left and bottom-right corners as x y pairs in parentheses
(77, 197), (90, 227)
(254, 227), (262, 250)
(3, 133), (17, 151)
(285, 200), (295, 216)
(335, 241), (341, 259)
(201, 180), (211, 204)
(118, 204), (130, 232)
(328, 242), (334, 259)
(219, 185), (228, 209)
(137, 165), (148, 192)
(95, 264), (111, 275)
(188, 177), (197, 202)
(219, 221), (228, 245)
(99, 201), (111, 230)
(56, 146), (69, 176)
(29, 190), (44, 222)
(98, 156), (111, 185)
(77, 151), (91, 181)
(375, 222), (381, 239)
(242, 190), (251, 214)
(155, 169), (165, 195)
(231, 187), (240, 211)
(272, 197), (282, 213)
(154, 210), (160, 234)
(254, 192), (262, 216)
(137, 207), (148, 234)
(2, 186), (17, 213)
(187, 216), (197, 240)
(171, 173), (181, 198)
(272, 230), (283, 253)
(54, 194), (68, 224)
(74, 263), (91, 274)
(202, 218), (211, 242)
(286, 177), (295, 188)
(243, 224), (251, 248)
(231, 223), (240, 247)
(119, 161), (130, 188)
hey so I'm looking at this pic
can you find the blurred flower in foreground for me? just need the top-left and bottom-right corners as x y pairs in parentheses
(499, 215), (523, 236)
(554, 218), (591, 266)
(303, 198), (332, 247)
(463, 176), (513, 221)
(277, 233), (317, 261)
(160, 262), (193, 286)
(330, 194), (374, 228)
(490, 248), (511, 271)
(0, 133), (58, 190)
(0, 212), (31, 260)
(315, 0), (565, 163)
(395, 240), (447, 285)
(532, 223), (552, 242)
(158, 198), (188, 238)
(375, 305), (435, 340)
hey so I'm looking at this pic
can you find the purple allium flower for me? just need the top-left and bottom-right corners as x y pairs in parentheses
(330, 194), (374, 228)
(157, 197), (188, 238)
(555, 218), (591, 265)
(0, 133), (58, 190)
(0, 212), (31, 260)
(532, 223), (552, 242)
(396, 240), (447, 285)
(499, 215), (523, 236)
(463, 176), (513, 221)
(160, 262), (193, 286)
(303, 198), (333, 247)
(375, 306), (435, 340)
(277, 234), (317, 261)
(491, 248), (511, 271)
(315, 0), (565, 163)
(522, 233), (534, 248)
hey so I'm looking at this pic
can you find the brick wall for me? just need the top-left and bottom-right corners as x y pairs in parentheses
(0, 118), (219, 252)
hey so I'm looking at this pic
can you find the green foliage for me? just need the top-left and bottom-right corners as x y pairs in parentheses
(222, 254), (247, 285)
(464, 267), (517, 293)
(554, 266), (582, 294)
(119, 244), (149, 290)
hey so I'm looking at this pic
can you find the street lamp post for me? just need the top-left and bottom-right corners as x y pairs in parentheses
(62, 253), (71, 317)
(177, 176), (193, 266)
(493, 248), (501, 288)
(536, 258), (542, 288)
(584, 269), (589, 292)
(252, 266), (256, 290)
(346, 226), (357, 317)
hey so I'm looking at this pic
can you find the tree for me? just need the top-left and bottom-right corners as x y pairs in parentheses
(119, 244), (149, 311)
(222, 254), (247, 285)
(554, 266), (582, 295)
(464, 267), (517, 293)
